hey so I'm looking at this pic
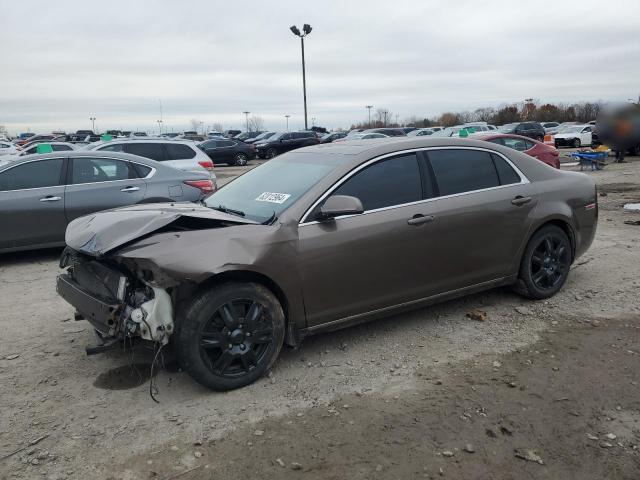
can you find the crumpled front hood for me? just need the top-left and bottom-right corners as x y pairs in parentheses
(65, 202), (258, 257)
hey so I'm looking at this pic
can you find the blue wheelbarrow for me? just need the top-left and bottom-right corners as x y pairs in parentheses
(571, 151), (608, 171)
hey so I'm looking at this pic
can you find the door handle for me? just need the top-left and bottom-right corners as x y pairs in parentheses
(120, 186), (140, 192)
(39, 195), (61, 202)
(511, 195), (532, 206)
(407, 214), (435, 226)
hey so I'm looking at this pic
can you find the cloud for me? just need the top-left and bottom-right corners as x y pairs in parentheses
(1, 0), (638, 133)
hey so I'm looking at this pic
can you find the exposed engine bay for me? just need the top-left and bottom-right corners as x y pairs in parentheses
(57, 248), (175, 353)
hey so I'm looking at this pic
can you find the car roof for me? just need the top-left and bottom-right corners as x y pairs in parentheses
(87, 138), (197, 148)
(291, 136), (513, 158)
(0, 150), (158, 171)
(470, 133), (544, 144)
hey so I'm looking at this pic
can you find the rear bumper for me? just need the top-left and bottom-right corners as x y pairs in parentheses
(554, 137), (576, 147)
(56, 273), (121, 337)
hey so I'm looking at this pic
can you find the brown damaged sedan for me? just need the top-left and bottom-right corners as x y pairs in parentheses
(57, 137), (598, 390)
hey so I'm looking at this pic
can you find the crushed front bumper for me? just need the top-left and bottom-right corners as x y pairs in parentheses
(56, 273), (121, 338)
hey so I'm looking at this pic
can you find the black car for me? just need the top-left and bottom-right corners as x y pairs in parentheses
(320, 132), (348, 143)
(255, 131), (319, 159)
(499, 122), (545, 141)
(199, 138), (256, 166)
(362, 128), (407, 137)
(224, 130), (241, 138)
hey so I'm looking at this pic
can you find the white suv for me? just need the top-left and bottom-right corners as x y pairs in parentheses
(84, 139), (217, 185)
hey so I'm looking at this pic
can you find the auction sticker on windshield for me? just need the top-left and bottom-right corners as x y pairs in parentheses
(255, 192), (291, 204)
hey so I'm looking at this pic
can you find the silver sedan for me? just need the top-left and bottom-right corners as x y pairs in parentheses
(0, 151), (214, 253)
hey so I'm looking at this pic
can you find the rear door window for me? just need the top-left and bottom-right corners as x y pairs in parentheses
(98, 143), (124, 152)
(491, 154), (521, 185)
(123, 143), (166, 161)
(333, 153), (422, 211)
(132, 163), (152, 178)
(428, 149), (500, 196)
(71, 158), (134, 184)
(0, 159), (64, 191)
(165, 143), (196, 160)
(502, 137), (528, 151)
(52, 144), (73, 152)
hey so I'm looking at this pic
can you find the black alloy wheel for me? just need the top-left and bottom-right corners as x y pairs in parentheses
(266, 148), (278, 159)
(176, 282), (285, 390)
(234, 153), (248, 166)
(199, 299), (272, 377)
(515, 225), (571, 300)
(529, 235), (570, 291)
(573, 138), (581, 148)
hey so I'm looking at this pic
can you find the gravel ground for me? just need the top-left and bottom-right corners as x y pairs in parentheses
(0, 155), (638, 480)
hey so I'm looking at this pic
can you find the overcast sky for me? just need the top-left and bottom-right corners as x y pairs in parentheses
(1, 0), (639, 134)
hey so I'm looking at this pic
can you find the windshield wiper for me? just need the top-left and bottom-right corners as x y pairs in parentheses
(261, 211), (278, 225)
(212, 205), (246, 217)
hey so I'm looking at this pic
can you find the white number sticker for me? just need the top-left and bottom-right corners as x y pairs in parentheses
(255, 192), (291, 204)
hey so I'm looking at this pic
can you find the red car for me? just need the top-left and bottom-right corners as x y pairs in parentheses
(473, 133), (560, 169)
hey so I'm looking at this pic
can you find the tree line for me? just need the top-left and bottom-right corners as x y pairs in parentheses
(351, 100), (605, 129)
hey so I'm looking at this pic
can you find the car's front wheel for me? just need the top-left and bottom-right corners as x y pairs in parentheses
(234, 153), (248, 166)
(515, 225), (571, 300)
(176, 282), (285, 391)
(266, 148), (278, 159)
(572, 138), (581, 148)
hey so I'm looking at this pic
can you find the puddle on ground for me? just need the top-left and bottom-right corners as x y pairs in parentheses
(93, 363), (155, 390)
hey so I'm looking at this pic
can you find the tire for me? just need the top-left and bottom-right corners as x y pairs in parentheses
(234, 153), (248, 166)
(175, 282), (285, 391)
(515, 225), (571, 300)
(572, 138), (581, 148)
(266, 148), (278, 159)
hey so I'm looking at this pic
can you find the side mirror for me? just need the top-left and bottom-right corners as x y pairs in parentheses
(319, 195), (364, 220)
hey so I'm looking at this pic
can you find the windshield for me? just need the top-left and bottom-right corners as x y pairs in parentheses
(564, 126), (584, 133)
(498, 123), (518, 133)
(431, 127), (460, 137)
(263, 132), (285, 141)
(254, 132), (273, 141)
(558, 124), (579, 133)
(204, 155), (337, 222)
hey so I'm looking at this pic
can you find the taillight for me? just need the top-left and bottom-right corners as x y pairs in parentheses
(198, 160), (214, 171)
(184, 179), (214, 194)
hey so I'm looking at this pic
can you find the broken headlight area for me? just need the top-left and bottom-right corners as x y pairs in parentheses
(57, 248), (174, 354)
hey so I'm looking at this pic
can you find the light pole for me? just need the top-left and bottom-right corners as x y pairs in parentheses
(366, 105), (373, 127)
(290, 24), (312, 130)
(242, 111), (250, 131)
(311, 116), (316, 127)
(89, 117), (96, 133)
(157, 119), (163, 135)
(285, 115), (290, 131)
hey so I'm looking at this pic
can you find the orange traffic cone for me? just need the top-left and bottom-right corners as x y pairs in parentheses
(543, 134), (554, 146)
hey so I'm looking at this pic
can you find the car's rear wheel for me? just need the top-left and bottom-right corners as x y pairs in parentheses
(515, 225), (571, 300)
(572, 138), (581, 148)
(266, 148), (278, 159)
(176, 282), (285, 391)
(234, 153), (248, 166)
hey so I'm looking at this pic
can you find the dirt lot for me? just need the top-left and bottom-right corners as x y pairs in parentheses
(1, 156), (639, 480)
